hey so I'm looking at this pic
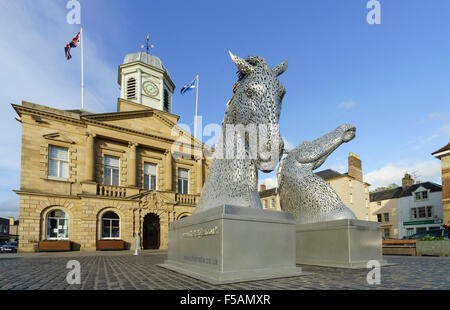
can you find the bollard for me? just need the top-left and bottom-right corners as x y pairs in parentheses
(134, 233), (139, 256)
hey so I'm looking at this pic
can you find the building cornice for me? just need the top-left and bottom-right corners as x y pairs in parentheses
(13, 190), (81, 199)
(12, 104), (85, 126)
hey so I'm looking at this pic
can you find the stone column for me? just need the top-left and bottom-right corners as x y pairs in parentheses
(85, 133), (96, 182)
(128, 142), (138, 187)
(165, 150), (173, 191)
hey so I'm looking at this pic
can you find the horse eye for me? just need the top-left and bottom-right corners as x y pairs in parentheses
(246, 89), (255, 97)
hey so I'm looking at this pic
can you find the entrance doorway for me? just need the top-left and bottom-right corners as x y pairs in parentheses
(143, 213), (160, 249)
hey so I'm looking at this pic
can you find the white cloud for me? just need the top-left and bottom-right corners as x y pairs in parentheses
(259, 176), (278, 189)
(338, 100), (356, 110)
(364, 160), (441, 189)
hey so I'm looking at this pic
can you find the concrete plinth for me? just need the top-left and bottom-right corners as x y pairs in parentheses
(158, 205), (306, 284)
(296, 219), (387, 268)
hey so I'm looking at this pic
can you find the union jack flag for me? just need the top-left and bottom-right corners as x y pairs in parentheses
(64, 32), (80, 60)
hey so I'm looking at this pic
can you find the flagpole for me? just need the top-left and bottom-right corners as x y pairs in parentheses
(80, 26), (85, 110)
(194, 74), (199, 139)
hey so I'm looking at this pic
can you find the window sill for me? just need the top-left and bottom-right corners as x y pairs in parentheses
(46, 177), (71, 183)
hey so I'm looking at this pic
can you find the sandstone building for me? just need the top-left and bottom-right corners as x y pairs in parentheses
(433, 142), (450, 225)
(13, 51), (211, 253)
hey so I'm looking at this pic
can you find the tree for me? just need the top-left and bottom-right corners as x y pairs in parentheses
(370, 183), (399, 193)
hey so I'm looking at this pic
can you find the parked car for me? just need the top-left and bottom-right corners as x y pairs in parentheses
(0, 241), (18, 253)
(0, 241), (7, 251)
(403, 229), (448, 240)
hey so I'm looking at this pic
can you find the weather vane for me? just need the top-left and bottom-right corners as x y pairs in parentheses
(141, 34), (154, 54)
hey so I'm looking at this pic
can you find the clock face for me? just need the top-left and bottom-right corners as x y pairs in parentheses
(143, 81), (159, 97)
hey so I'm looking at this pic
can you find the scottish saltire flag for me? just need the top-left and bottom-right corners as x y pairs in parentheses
(64, 32), (80, 60)
(180, 77), (196, 95)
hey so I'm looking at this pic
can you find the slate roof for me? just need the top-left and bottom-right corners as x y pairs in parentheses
(370, 182), (442, 202)
(315, 169), (343, 181)
(398, 182), (442, 198)
(370, 187), (403, 202)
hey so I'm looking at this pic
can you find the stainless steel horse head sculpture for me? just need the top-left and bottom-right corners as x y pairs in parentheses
(195, 52), (288, 213)
(278, 124), (358, 224)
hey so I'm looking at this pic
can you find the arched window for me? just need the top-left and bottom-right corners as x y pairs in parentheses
(127, 78), (136, 99)
(101, 211), (120, 239)
(163, 89), (169, 112)
(46, 210), (69, 239)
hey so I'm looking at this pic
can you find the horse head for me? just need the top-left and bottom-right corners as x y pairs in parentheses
(227, 51), (288, 172)
(290, 123), (356, 171)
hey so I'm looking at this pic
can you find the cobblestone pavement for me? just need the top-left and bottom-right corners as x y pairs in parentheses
(0, 251), (448, 290)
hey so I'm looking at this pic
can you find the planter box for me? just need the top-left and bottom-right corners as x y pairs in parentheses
(416, 240), (450, 256)
(382, 239), (416, 256)
(97, 240), (125, 251)
(39, 240), (71, 252)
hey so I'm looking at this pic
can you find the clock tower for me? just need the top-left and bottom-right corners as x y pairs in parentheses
(118, 51), (175, 113)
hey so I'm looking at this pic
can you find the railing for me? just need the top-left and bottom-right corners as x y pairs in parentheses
(97, 184), (127, 198)
(175, 193), (199, 205)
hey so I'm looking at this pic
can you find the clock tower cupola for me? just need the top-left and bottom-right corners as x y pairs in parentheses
(118, 46), (174, 113)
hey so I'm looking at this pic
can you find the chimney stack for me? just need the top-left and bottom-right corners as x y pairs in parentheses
(402, 173), (414, 189)
(260, 184), (266, 192)
(348, 152), (363, 182)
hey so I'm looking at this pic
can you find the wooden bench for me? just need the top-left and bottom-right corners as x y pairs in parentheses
(39, 240), (71, 252)
(382, 239), (417, 256)
(97, 240), (125, 251)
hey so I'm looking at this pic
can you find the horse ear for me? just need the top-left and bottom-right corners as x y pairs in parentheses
(229, 51), (253, 75)
(273, 61), (288, 76)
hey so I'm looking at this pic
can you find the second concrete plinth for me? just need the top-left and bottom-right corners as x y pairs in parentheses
(296, 219), (388, 268)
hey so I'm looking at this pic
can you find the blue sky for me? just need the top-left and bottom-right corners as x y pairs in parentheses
(0, 0), (449, 218)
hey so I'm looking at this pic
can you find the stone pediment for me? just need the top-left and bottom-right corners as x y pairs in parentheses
(84, 109), (173, 128)
(43, 132), (75, 144)
(84, 110), (206, 151)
